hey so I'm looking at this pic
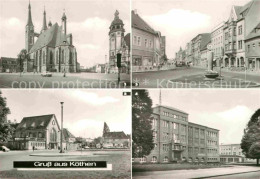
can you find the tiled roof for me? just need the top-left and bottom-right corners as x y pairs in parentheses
(234, 6), (242, 18)
(29, 23), (68, 53)
(132, 10), (155, 34)
(245, 22), (260, 40)
(239, 0), (253, 14)
(200, 33), (211, 51)
(62, 128), (75, 139)
(16, 114), (55, 130)
(103, 131), (128, 139)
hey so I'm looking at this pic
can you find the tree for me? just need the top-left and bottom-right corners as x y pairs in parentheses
(17, 49), (28, 76)
(132, 90), (154, 158)
(0, 91), (14, 142)
(241, 109), (260, 165)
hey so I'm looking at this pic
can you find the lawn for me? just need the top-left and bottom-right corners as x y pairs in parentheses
(132, 163), (231, 173)
(0, 151), (131, 179)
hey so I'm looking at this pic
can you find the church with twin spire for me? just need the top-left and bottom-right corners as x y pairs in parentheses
(24, 2), (77, 73)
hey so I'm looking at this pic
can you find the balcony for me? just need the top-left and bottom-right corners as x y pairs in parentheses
(225, 48), (236, 55)
(172, 145), (184, 151)
(173, 139), (181, 144)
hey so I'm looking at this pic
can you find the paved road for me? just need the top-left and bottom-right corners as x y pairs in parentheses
(133, 67), (260, 88)
(133, 165), (260, 179)
(0, 72), (130, 88)
(209, 170), (260, 179)
(0, 150), (131, 178)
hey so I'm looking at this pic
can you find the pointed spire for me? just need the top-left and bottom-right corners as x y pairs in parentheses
(41, 6), (47, 32)
(27, 0), (33, 26)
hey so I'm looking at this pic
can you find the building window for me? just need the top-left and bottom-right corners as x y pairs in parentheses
(248, 45), (250, 52)
(38, 132), (43, 138)
(238, 25), (242, 35)
(149, 40), (152, 48)
(163, 156), (169, 162)
(133, 36), (137, 45)
(140, 157), (146, 163)
(152, 156), (157, 162)
(145, 39), (148, 47)
(137, 37), (141, 46)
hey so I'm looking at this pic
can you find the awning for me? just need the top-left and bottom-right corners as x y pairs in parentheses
(213, 58), (217, 61)
(223, 55), (229, 59)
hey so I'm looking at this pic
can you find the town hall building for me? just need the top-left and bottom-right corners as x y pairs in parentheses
(24, 2), (77, 73)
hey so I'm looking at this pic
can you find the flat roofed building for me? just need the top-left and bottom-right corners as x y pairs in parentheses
(133, 105), (220, 163)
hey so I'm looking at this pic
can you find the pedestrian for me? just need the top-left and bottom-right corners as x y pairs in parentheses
(33, 146), (35, 152)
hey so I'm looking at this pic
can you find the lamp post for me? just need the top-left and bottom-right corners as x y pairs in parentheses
(60, 102), (65, 153)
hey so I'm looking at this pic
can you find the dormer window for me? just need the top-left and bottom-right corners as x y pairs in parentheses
(23, 123), (26, 128)
(31, 122), (35, 127)
(40, 121), (44, 126)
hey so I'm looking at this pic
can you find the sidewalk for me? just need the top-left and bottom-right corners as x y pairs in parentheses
(133, 165), (260, 179)
(192, 66), (260, 76)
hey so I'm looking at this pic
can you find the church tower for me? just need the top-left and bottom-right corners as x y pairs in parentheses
(62, 12), (67, 35)
(25, 1), (34, 52)
(109, 10), (125, 73)
(41, 7), (47, 33)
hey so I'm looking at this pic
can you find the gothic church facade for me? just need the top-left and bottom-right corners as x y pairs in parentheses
(24, 2), (77, 73)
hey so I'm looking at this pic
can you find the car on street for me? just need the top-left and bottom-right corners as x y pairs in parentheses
(0, 146), (10, 152)
(41, 71), (52, 77)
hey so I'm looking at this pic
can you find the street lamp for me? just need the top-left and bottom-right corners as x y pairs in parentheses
(60, 102), (65, 153)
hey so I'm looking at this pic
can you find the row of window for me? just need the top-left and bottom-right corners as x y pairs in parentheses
(208, 148), (218, 154)
(33, 50), (74, 66)
(247, 42), (260, 52)
(133, 35), (153, 48)
(162, 111), (187, 121)
(30, 142), (45, 147)
(208, 140), (218, 146)
(221, 152), (242, 155)
(19, 132), (44, 138)
(207, 131), (217, 137)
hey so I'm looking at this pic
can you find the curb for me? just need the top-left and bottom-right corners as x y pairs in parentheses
(192, 169), (260, 179)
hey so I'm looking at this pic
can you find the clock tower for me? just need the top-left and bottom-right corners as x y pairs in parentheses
(25, 1), (34, 52)
(109, 10), (125, 73)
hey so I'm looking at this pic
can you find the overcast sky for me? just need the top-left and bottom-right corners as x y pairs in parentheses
(147, 89), (260, 145)
(2, 89), (131, 139)
(133, 0), (251, 59)
(0, 0), (130, 68)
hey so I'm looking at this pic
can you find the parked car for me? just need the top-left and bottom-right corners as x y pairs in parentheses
(84, 146), (90, 149)
(41, 71), (52, 77)
(0, 146), (10, 152)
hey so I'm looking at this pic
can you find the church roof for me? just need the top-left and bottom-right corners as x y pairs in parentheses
(29, 23), (68, 53)
(16, 114), (56, 131)
(132, 10), (155, 35)
(103, 131), (129, 139)
(62, 128), (75, 139)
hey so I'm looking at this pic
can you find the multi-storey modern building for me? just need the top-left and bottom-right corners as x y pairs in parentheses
(132, 10), (163, 72)
(219, 144), (256, 163)
(211, 22), (225, 67)
(133, 105), (220, 163)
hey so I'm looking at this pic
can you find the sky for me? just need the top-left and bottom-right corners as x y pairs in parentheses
(0, 0), (130, 68)
(1, 89), (131, 139)
(147, 89), (260, 144)
(132, 0), (251, 59)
